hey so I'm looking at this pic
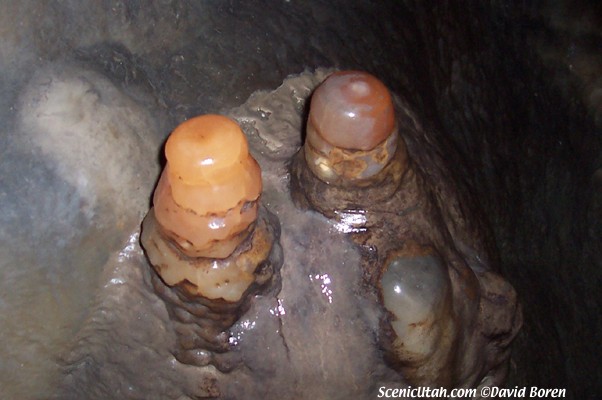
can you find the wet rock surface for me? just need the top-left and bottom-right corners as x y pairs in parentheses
(0, 1), (600, 399)
(290, 82), (521, 388)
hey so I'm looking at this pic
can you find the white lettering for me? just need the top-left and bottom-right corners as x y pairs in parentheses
(530, 387), (566, 398)
(377, 385), (565, 398)
(491, 386), (526, 397)
(451, 388), (476, 397)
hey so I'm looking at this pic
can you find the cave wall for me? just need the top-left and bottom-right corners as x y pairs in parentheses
(396, 2), (602, 398)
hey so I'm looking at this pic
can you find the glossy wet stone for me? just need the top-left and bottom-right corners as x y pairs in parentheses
(291, 79), (521, 387)
(380, 253), (451, 361)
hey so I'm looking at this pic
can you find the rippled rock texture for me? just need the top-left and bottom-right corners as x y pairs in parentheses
(0, 1), (600, 399)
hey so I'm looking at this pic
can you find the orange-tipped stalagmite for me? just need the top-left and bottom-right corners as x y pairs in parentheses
(155, 115), (262, 260)
(141, 115), (282, 371)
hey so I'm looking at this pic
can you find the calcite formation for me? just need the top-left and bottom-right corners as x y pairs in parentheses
(22, 68), (525, 400)
(291, 70), (522, 388)
(141, 115), (283, 375)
